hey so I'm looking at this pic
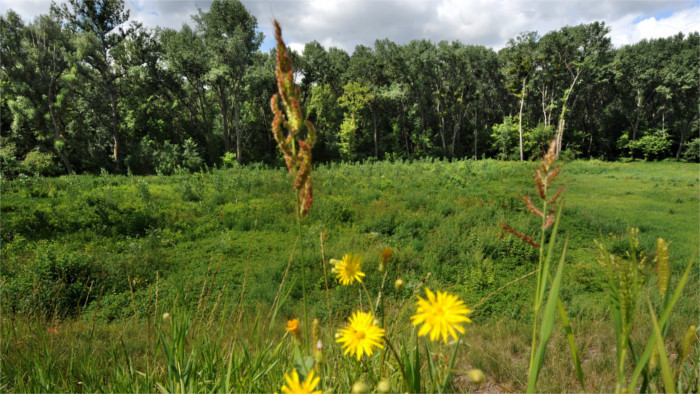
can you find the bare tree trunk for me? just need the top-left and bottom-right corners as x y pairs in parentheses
(473, 107), (478, 160)
(518, 78), (527, 161)
(220, 90), (231, 154)
(233, 94), (242, 164)
(676, 122), (688, 159)
(372, 107), (379, 158)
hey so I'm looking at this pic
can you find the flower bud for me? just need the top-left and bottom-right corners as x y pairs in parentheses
(376, 380), (391, 393)
(351, 381), (369, 394)
(285, 318), (300, 342)
(162, 312), (171, 321)
(379, 248), (392, 272)
(314, 340), (324, 372)
(468, 369), (485, 384)
(394, 279), (404, 291)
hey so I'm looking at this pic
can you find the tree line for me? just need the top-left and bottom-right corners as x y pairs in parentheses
(1, 0), (698, 177)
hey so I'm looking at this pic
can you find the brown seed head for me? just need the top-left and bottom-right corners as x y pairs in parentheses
(524, 195), (544, 218)
(502, 223), (539, 248)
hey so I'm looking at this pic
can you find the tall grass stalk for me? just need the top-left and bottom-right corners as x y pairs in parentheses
(271, 19), (317, 348)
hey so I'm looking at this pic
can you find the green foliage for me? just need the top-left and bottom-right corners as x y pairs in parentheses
(0, 139), (21, 177)
(21, 150), (58, 176)
(682, 138), (700, 162)
(337, 82), (373, 161)
(491, 116), (519, 160)
(524, 123), (555, 159)
(2, 3), (698, 171)
(221, 152), (237, 168)
(1, 159), (699, 392)
(620, 130), (673, 160)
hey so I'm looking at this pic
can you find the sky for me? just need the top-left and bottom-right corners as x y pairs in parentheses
(2, 0), (699, 54)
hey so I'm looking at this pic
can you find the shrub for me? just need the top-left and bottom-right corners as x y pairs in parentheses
(619, 129), (672, 160)
(21, 150), (58, 176)
(0, 139), (21, 178)
(682, 137), (700, 162)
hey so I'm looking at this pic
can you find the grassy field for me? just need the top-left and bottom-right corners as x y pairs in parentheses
(1, 159), (698, 392)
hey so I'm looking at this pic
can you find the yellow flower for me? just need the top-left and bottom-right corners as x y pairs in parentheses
(285, 318), (300, 340)
(280, 369), (321, 394)
(331, 254), (365, 285)
(336, 311), (385, 360)
(410, 288), (471, 343)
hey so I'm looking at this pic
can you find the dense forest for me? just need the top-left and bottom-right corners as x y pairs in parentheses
(1, 0), (698, 177)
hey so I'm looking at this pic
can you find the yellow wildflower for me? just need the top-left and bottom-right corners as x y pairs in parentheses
(331, 254), (365, 285)
(285, 318), (300, 340)
(280, 369), (321, 394)
(336, 311), (385, 360)
(411, 288), (471, 343)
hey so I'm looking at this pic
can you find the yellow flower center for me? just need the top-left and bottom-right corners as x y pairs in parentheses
(434, 306), (445, 317)
(355, 330), (366, 340)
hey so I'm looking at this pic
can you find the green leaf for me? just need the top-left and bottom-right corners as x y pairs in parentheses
(646, 295), (675, 393)
(556, 296), (585, 390)
(628, 250), (696, 390)
(527, 235), (568, 393)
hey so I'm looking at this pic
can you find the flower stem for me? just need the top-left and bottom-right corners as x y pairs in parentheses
(361, 281), (375, 316)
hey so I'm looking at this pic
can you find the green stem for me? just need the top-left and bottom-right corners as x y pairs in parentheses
(361, 281), (376, 316)
(290, 135), (309, 349)
(297, 205), (309, 349)
(441, 335), (462, 393)
(529, 200), (548, 371)
(384, 336), (411, 393)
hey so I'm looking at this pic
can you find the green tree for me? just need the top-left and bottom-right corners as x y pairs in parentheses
(501, 31), (538, 161)
(57, 0), (133, 170)
(537, 22), (612, 156)
(194, 0), (261, 163)
(337, 81), (373, 160)
(2, 11), (75, 174)
(159, 24), (216, 163)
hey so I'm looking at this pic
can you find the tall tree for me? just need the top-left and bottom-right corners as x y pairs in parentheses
(194, 0), (261, 163)
(57, 0), (133, 170)
(159, 25), (216, 162)
(538, 22), (612, 155)
(501, 31), (539, 160)
(2, 11), (77, 174)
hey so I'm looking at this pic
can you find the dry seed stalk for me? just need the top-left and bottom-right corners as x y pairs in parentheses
(503, 140), (562, 247)
(502, 224), (540, 248)
(271, 19), (316, 217)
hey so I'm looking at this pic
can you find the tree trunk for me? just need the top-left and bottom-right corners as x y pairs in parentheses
(518, 78), (527, 161)
(372, 106), (379, 158)
(47, 81), (74, 175)
(473, 107), (478, 160)
(438, 108), (447, 157)
(450, 92), (464, 158)
(676, 122), (688, 159)
(220, 90), (231, 154)
(233, 94), (242, 164)
(630, 89), (642, 161)
(554, 70), (581, 157)
(102, 74), (120, 170)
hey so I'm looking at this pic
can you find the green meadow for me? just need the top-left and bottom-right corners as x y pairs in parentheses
(1, 159), (698, 392)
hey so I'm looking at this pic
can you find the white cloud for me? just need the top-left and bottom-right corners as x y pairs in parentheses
(609, 7), (700, 46)
(1, 0), (698, 52)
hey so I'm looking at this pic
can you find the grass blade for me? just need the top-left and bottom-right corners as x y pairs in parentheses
(527, 235), (568, 393)
(646, 294), (675, 393)
(556, 296), (585, 391)
(628, 250), (696, 390)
